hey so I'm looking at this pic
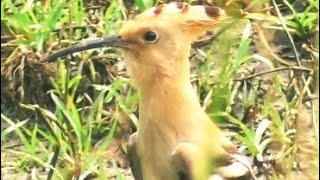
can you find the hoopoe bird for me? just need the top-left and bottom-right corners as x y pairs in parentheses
(47, 2), (253, 180)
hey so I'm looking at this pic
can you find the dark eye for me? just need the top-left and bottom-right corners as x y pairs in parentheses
(143, 31), (159, 43)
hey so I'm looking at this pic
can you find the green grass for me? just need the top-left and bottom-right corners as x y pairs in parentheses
(1, 0), (319, 179)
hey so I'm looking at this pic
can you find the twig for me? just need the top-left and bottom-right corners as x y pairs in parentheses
(271, 0), (301, 66)
(302, 43), (319, 59)
(192, 18), (240, 48)
(271, 1), (317, 142)
(255, 24), (291, 66)
(295, 75), (314, 107)
(1, 35), (15, 42)
(47, 147), (60, 180)
(234, 66), (312, 81)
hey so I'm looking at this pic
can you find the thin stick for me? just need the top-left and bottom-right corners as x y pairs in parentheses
(271, 0), (301, 66)
(234, 66), (312, 81)
(47, 147), (60, 180)
(255, 24), (291, 66)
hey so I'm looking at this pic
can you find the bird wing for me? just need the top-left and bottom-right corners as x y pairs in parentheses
(171, 142), (212, 180)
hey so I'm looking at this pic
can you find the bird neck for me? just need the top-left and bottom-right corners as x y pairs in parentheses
(139, 75), (193, 98)
(135, 47), (201, 113)
(138, 55), (195, 97)
(138, 69), (202, 127)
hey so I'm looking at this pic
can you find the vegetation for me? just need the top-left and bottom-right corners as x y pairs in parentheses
(1, 0), (318, 179)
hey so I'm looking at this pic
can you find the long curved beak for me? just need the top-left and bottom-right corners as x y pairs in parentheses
(46, 35), (123, 62)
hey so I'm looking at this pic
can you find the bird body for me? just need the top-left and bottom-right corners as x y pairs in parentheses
(119, 3), (249, 180)
(135, 80), (227, 179)
(47, 2), (251, 179)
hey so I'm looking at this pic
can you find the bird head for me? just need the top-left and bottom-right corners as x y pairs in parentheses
(47, 2), (227, 90)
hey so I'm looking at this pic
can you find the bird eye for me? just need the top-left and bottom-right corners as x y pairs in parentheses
(143, 31), (159, 44)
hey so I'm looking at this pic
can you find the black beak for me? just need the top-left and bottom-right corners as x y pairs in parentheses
(46, 35), (123, 62)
